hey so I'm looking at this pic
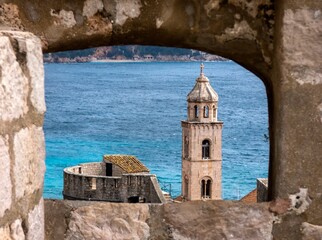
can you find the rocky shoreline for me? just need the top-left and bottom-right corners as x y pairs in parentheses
(43, 46), (228, 63)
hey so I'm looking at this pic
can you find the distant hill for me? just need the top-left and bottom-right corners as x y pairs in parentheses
(44, 45), (227, 63)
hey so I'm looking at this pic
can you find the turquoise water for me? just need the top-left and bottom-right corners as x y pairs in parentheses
(44, 61), (269, 200)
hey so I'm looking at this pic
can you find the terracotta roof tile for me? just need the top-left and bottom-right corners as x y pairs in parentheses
(240, 189), (257, 203)
(103, 155), (149, 173)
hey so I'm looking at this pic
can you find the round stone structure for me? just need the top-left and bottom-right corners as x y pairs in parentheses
(63, 155), (166, 203)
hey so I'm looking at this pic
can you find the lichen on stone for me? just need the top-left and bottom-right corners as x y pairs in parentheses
(216, 20), (257, 43)
(289, 188), (312, 215)
(50, 9), (76, 28)
(83, 0), (104, 18)
(115, 0), (142, 25)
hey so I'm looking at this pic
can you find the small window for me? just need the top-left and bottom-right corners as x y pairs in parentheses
(90, 178), (96, 190)
(201, 179), (211, 198)
(204, 106), (209, 118)
(202, 140), (210, 159)
(194, 105), (199, 118)
(213, 105), (217, 119)
(184, 178), (189, 197)
(184, 136), (189, 158)
(106, 162), (112, 176)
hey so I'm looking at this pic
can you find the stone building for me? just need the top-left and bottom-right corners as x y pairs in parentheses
(181, 64), (223, 201)
(63, 155), (166, 203)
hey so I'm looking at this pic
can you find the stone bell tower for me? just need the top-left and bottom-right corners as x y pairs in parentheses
(181, 64), (223, 201)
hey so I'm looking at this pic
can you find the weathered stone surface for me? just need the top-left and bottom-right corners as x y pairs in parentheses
(289, 188), (312, 214)
(13, 126), (45, 199)
(83, 0), (103, 18)
(0, 224), (11, 240)
(25, 35), (46, 114)
(65, 202), (150, 240)
(0, 35), (29, 121)
(0, 135), (12, 218)
(0, 3), (24, 30)
(27, 198), (44, 240)
(10, 219), (25, 240)
(301, 222), (322, 240)
(163, 201), (273, 240)
(45, 200), (274, 240)
(50, 9), (77, 28)
(0, 31), (45, 121)
(283, 8), (322, 85)
(0, 1), (274, 80)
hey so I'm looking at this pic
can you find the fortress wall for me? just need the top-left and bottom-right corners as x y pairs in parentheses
(44, 200), (274, 240)
(79, 162), (105, 175)
(63, 171), (163, 203)
(0, 31), (45, 239)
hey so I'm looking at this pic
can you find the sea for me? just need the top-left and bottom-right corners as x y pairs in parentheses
(44, 61), (269, 200)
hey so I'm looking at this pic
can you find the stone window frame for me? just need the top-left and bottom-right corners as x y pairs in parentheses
(194, 105), (199, 118)
(201, 177), (212, 199)
(202, 139), (211, 159)
(204, 105), (209, 118)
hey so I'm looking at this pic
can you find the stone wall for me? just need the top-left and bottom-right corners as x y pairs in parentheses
(0, 31), (45, 239)
(44, 199), (274, 240)
(257, 178), (268, 202)
(79, 162), (105, 175)
(63, 165), (165, 203)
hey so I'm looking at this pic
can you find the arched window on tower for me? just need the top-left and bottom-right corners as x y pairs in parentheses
(204, 106), (209, 118)
(194, 105), (199, 118)
(202, 140), (210, 159)
(201, 179), (212, 198)
(213, 105), (217, 119)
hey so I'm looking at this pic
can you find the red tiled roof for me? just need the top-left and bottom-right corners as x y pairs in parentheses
(240, 189), (257, 203)
(103, 155), (149, 173)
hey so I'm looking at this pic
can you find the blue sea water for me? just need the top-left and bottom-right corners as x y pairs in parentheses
(44, 61), (269, 200)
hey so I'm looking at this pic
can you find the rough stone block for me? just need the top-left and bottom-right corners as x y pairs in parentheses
(26, 36), (46, 114)
(0, 35), (29, 121)
(0, 135), (12, 218)
(163, 201), (274, 240)
(13, 126), (45, 199)
(65, 202), (150, 240)
(27, 198), (44, 240)
(0, 224), (11, 240)
(302, 222), (322, 240)
(45, 200), (274, 240)
(10, 219), (25, 240)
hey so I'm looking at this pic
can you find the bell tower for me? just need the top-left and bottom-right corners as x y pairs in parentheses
(182, 64), (223, 200)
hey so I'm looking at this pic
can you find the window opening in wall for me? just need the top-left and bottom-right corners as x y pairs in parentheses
(201, 179), (211, 198)
(204, 106), (209, 118)
(106, 163), (112, 176)
(194, 105), (199, 118)
(202, 140), (210, 159)
(184, 178), (189, 197)
(128, 196), (139, 203)
(91, 178), (97, 190)
(184, 136), (189, 158)
(44, 46), (268, 201)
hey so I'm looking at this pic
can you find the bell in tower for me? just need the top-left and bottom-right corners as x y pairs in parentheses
(181, 64), (223, 201)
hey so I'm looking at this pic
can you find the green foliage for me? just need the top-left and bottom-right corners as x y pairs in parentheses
(46, 46), (194, 58)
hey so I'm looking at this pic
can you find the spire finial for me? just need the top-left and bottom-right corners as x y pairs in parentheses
(200, 63), (204, 76)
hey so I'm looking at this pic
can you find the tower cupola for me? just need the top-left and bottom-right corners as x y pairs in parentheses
(187, 64), (219, 122)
